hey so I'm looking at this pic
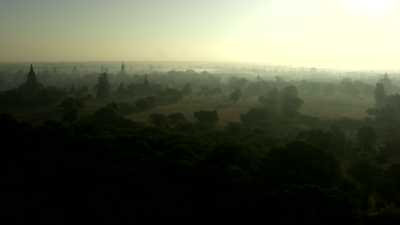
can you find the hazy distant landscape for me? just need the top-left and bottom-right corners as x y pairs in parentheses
(0, 62), (388, 122)
(2, 61), (400, 224)
(4, 0), (400, 224)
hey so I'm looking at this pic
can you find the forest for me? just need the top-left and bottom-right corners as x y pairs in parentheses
(2, 62), (400, 224)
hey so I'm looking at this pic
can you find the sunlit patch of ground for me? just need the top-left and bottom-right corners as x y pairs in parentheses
(301, 95), (373, 119)
(4, 94), (373, 125)
(127, 96), (259, 126)
(128, 95), (374, 125)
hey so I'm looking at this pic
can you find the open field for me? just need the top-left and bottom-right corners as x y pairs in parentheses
(2, 93), (374, 126)
(301, 95), (373, 119)
(127, 94), (374, 125)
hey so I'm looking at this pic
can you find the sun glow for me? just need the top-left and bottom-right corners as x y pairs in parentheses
(343, 0), (395, 17)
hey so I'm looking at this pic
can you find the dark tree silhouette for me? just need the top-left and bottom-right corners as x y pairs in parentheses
(194, 110), (219, 126)
(96, 72), (111, 99)
(240, 108), (271, 126)
(182, 83), (193, 96)
(375, 83), (386, 108)
(259, 87), (280, 115)
(58, 97), (84, 123)
(135, 96), (157, 110)
(357, 126), (377, 153)
(117, 82), (126, 95)
(150, 113), (168, 127)
(168, 113), (187, 124)
(263, 141), (341, 187)
(230, 88), (242, 103)
(281, 85), (304, 117)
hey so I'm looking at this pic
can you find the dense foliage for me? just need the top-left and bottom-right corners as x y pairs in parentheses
(2, 64), (400, 224)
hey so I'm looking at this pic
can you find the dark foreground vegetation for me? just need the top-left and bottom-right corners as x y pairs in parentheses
(2, 63), (400, 224)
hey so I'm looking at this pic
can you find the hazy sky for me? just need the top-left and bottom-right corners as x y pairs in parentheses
(1, 0), (400, 70)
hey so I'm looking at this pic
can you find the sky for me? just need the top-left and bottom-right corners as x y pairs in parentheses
(1, 0), (400, 70)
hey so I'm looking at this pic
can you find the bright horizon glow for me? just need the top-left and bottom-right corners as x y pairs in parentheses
(343, 0), (395, 17)
(1, 0), (400, 70)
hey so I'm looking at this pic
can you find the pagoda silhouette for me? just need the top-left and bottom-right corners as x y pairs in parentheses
(19, 64), (43, 92)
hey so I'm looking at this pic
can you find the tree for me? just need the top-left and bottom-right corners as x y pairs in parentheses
(194, 110), (219, 126)
(96, 73), (111, 99)
(58, 97), (84, 123)
(135, 96), (157, 110)
(88, 103), (136, 130)
(281, 86), (303, 117)
(357, 126), (377, 153)
(150, 114), (168, 127)
(160, 88), (183, 104)
(182, 83), (193, 96)
(240, 108), (271, 126)
(117, 82), (126, 95)
(374, 83), (386, 108)
(368, 94), (400, 125)
(263, 141), (341, 187)
(381, 73), (392, 93)
(230, 89), (242, 103)
(228, 77), (248, 90)
(259, 87), (280, 115)
(168, 113), (187, 125)
(348, 159), (381, 194)
(92, 102), (120, 122)
(144, 74), (149, 86)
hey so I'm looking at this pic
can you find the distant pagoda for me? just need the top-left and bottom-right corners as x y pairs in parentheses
(120, 62), (126, 75)
(116, 62), (129, 84)
(19, 64), (43, 92)
(28, 64), (38, 82)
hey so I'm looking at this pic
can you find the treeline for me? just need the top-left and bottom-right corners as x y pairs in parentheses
(3, 90), (400, 224)
(3, 65), (400, 224)
(1, 65), (395, 113)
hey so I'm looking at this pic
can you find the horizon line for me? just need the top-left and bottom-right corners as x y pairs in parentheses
(0, 60), (398, 73)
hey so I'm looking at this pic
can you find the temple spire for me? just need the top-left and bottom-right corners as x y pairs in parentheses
(29, 64), (35, 75)
(27, 64), (37, 84)
(19, 64), (42, 91)
(119, 62), (126, 75)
